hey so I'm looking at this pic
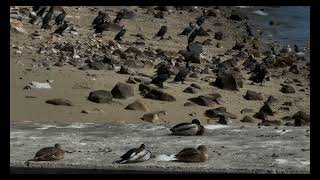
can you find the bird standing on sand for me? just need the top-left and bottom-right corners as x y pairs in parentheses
(41, 6), (54, 29)
(93, 21), (109, 35)
(27, 143), (65, 161)
(174, 62), (191, 84)
(174, 145), (208, 162)
(113, 144), (153, 164)
(150, 65), (171, 88)
(170, 119), (205, 136)
(114, 25), (127, 41)
(113, 10), (124, 24)
(52, 21), (68, 35)
(155, 25), (168, 40)
(248, 64), (268, 86)
(54, 9), (66, 25)
(92, 11), (108, 26)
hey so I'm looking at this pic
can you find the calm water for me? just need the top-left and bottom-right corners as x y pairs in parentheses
(242, 6), (310, 47)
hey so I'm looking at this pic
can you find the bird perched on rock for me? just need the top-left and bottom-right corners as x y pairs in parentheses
(93, 21), (110, 35)
(113, 144), (153, 164)
(170, 119), (205, 136)
(36, 6), (47, 17)
(195, 9), (207, 26)
(155, 25), (167, 40)
(41, 7), (54, 28)
(51, 21), (68, 35)
(92, 11), (108, 26)
(113, 10), (124, 24)
(54, 9), (66, 25)
(27, 143), (65, 161)
(114, 25), (127, 41)
(174, 62), (191, 84)
(187, 25), (201, 44)
(174, 145), (208, 162)
(178, 23), (194, 36)
(249, 64), (268, 86)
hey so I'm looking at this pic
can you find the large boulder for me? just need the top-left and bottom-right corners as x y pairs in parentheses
(144, 88), (176, 102)
(88, 90), (113, 103)
(183, 87), (198, 94)
(214, 31), (224, 40)
(205, 107), (237, 119)
(280, 84), (295, 94)
(211, 72), (243, 91)
(188, 94), (223, 107)
(111, 82), (134, 99)
(254, 103), (274, 120)
(244, 90), (263, 100)
(292, 111), (310, 126)
(125, 99), (149, 112)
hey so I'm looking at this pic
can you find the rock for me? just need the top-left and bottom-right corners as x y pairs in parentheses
(10, 19), (27, 34)
(244, 90), (263, 100)
(125, 99), (149, 112)
(241, 115), (254, 123)
(280, 84), (295, 94)
(188, 43), (203, 54)
(183, 87), (198, 94)
(216, 42), (222, 48)
(229, 10), (246, 21)
(126, 77), (137, 84)
(184, 102), (197, 107)
(265, 96), (278, 105)
(188, 93), (223, 107)
(89, 61), (105, 70)
(211, 72), (243, 91)
(292, 111), (310, 126)
(118, 66), (136, 75)
(25, 81), (52, 90)
(190, 83), (201, 89)
(205, 107), (237, 119)
(111, 82), (134, 99)
(279, 107), (290, 111)
(283, 102), (292, 106)
(54, 62), (64, 67)
(254, 103), (274, 120)
(79, 65), (90, 70)
(214, 31), (224, 40)
(218, 115), (232, 125)
(142, 111), (167, 123)
(289, 64), (300, 74)
(154, 11), (164, 18)
(144, 88), (176, 102)
(259, 120), (282, 126)
(189, 73), (199, 78)
(241, 108), (254, 114)
(88, 90), (113, 103)
(81, 108), (104, 114)
(46, 99), (73, 106)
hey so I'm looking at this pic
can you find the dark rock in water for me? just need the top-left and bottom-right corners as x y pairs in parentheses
(118, 66), (136, 75)
(126, 77), (137, 84)
(265, 95), (278, 105)
(280, 84), (295, 94)
(46, 98), (73, 106)
(190, 83), (201, 89)
(214, 31), (224, 40)
(111, 82), (134, 99)
(183, 87), (198, 94)
(283, 102), (292, 106)
(218, 115), (232, 125)
(88, 90), (113, 103)
(154, 11), (164, 19)
(279, 107), (290, 111)
(89, 60), (105, 70)
(289, 64), (300, 74)
(125, 99), (149, 112)
(241, 108), (254, 114)
(184, 102), (197, 107)
(211, 71), (243, 91)
(241, 115), (254, 123)
(292, 111), (310, 126)
(188, 93), (223, 107)
(205, 107), (237, 119)
(259, 120), (282, 126)
(144, 88), (176, 102)
(244, 90), (263, 100)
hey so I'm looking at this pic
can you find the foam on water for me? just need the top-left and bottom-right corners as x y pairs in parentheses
(204, 125), (228, 130)
(156, 154), (177, 162)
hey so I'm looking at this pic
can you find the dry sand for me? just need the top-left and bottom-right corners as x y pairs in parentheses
(10, 6), (310, 126)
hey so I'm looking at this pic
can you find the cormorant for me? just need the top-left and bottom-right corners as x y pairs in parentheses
(113, 10), (124, 24)
(114, 25), (127, 41)
(41, 7), (54, 28)
(52, 21), (68, 35)
(249, 65), (268, 86)
(187, 25), (200, 44)
(54, 9), (66, 25)
(36, 7), (47, 17)
(178, 23), (194, 36)
(155, 25), (167, 40)
(92, 11), (107, 26)
(174, 62), (191, 84)
(93, 21), (109, 34)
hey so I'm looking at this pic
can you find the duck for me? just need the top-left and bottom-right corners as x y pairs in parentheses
(27, 143), (65, 161)
(174, 145), (209, 162)
(170, 119), (205, 136)
(113, 144), (153, 164)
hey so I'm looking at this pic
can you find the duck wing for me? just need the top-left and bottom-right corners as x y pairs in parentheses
(171, 123), (197, 132)
(176, 148), (200, 159)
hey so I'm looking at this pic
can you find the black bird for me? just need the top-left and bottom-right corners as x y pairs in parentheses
(93, 21), (109, 34)
(249, 65), (268, 86)
(52, 21), (68, 35)
(36, 7), (47, 17)
(156, 63), (171, 76)
(155, 25), (167, 40)
(174, 62), (191, 84)
(187, 25), (200, 44)
(113, 10), (124, 24)
(92, 11), (106, 26)
(195, 9), (207, 26)
(150, 73), (171, 88)
(41, 7), (54, 28)
(32, 6), (40, 12)
(54, 9), (66, 25)
(245, 22), (254, 37)
(114, 25), (127, 41)
(178, 23), (194, 36)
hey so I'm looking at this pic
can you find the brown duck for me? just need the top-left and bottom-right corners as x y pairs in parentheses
(174, 145), (208, 162)
(28, 143), (65, 161)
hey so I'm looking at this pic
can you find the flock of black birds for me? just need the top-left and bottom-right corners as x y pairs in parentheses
(27, 6), (269, 89)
